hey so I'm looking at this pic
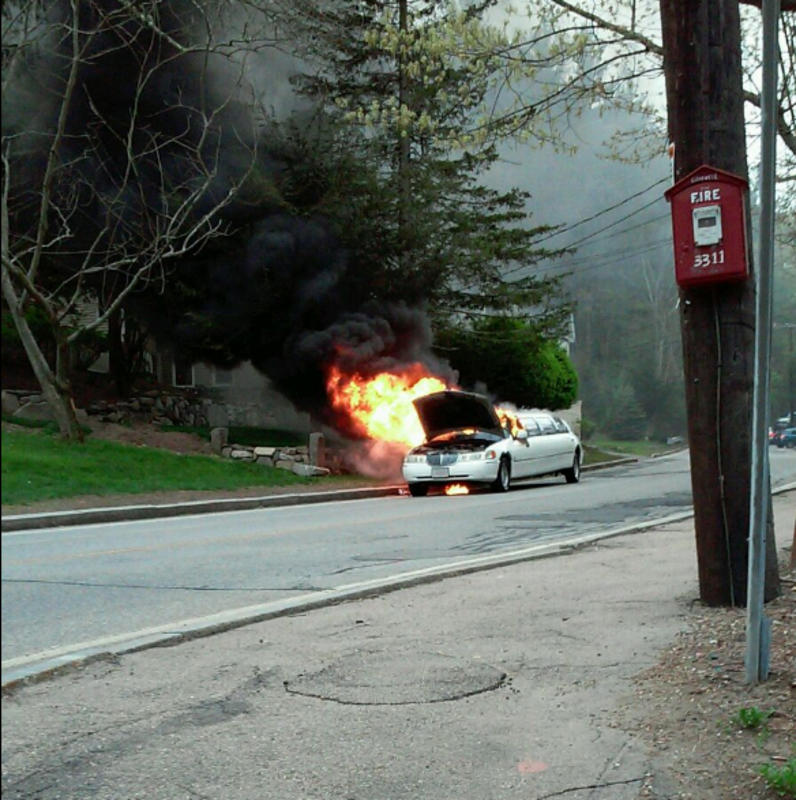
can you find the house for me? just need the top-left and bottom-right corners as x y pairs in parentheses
(150, 348), (313, 432)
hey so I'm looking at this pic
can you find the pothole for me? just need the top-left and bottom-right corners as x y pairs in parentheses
(283, 648), (506, 705)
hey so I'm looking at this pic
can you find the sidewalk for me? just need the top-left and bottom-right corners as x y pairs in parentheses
(2, 492), (794, 800)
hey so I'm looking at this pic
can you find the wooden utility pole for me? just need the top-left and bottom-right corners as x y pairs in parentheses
(659, 0), (781, 605)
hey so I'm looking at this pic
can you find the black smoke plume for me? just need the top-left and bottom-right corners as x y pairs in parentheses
(136, 212), (456, 435)
(3, 0), (455, 436)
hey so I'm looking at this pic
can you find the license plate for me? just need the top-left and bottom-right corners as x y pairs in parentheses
(431, 467), (449, 478)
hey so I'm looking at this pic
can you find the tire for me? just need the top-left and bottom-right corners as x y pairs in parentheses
(564, 451), (581, 484)
(408, 483), (429, 497)
(491, 457), (511, 492)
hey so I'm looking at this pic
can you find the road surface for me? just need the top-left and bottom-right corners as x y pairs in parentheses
(3, 448), (795, 682)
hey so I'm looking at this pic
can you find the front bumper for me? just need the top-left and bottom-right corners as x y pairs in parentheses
(401, 459), (500, 486)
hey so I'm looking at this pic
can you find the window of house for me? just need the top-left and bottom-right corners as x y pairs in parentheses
(173, 353), (195, 387)
(213, 366), (233, 386)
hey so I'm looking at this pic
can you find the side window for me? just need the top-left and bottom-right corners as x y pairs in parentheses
(537, 416), (556, 435)
(553, 417), (569, 433)
(521, 418), (541, 436)
(173, 352), (195, 387)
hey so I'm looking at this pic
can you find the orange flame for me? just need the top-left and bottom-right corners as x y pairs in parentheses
(326, 363), (450, 447)
(496, 407), (524, 438)
(444, 483), (470, 496)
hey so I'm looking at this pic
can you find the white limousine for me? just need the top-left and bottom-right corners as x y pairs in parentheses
(401, 390), (582, 497)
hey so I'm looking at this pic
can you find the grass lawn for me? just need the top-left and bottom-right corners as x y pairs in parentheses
(582, 446), (625, 466)
(586, 438), (684, 458)
(1, 428), (317, 506)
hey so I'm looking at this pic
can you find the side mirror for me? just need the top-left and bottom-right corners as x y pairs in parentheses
(515, 429), (528, 441)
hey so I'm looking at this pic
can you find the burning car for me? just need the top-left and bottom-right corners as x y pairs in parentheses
(401, 390), (582, 497)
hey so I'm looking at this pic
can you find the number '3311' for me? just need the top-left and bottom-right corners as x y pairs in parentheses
(693, 250), (725, 269)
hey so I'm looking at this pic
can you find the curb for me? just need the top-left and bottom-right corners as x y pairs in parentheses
(1, 460), (636, 532)
(1, 486), (402, 532)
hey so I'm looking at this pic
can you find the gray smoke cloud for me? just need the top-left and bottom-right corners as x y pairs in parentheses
(3, 0), (456, 439)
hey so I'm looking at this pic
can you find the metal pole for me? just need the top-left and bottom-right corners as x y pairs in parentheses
(746, 0), (779, 684)
(774, 322), (796, 424)
(791, 325), (795, 425)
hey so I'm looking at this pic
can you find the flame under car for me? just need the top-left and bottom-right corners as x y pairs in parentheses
(401, 390), (582, 497)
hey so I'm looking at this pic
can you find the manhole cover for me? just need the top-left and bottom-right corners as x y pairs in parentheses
(284, 648), (506, 705)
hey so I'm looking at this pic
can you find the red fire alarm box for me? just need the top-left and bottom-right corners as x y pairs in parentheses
(664, 164), (750, 288)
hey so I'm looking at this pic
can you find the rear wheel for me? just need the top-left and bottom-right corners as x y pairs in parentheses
(491, 457), (511, 492)
(408, 483), (429, 497)
(564, 452), (581, 484)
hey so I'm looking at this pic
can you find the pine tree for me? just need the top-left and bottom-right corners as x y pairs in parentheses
(280, 0), (572, 341)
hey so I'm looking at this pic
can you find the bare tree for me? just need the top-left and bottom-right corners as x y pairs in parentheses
(1, 0), (260, 439)
(638, 257), (680, 383)
(479, 1), (794, 176)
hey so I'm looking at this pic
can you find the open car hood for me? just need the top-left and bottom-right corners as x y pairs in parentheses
(412, 390), (503, 441)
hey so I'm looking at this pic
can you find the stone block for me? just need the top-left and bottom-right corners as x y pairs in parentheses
(229, 448), (254, 460)
(13, 401), (55, 421)
(309, 432), (326, 467)
(291, 463), (330, 477)
(1, 390), (20, 415)
(253, 446), (276, 457)
(210, 427), (228, 454)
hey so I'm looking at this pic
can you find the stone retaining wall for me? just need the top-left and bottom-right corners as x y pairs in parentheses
(2, 388), (271, 431)
(2, 388), (336, 476)
(87, 391), (212, 428)
(2, 388), (210, 427)
(215, 442), (329, 477)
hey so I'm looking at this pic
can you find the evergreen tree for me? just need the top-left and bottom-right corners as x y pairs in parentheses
(280, 0), (572, 341)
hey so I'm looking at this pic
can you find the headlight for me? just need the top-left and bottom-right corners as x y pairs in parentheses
(484, 449), (498, 460)
(459, 452), (484, 462)
(404, 454), (425, 464)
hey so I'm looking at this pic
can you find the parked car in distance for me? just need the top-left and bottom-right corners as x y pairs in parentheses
(776, 427), (796, 448)
(401, 390), (582, 497)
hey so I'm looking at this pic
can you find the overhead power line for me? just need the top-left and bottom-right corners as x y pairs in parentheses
(565, 212), (671, 249)
(563, 194), (668, 250)
(547, 237), (671, 273)
(533, 175), (671, 245)
(505, 182), (672, 281)
(507, 235), (671, 283)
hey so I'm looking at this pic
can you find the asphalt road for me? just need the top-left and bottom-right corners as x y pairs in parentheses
(3, 448), (796, 683)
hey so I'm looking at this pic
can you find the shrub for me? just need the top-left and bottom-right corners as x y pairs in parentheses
(760, 758), (796, 797)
